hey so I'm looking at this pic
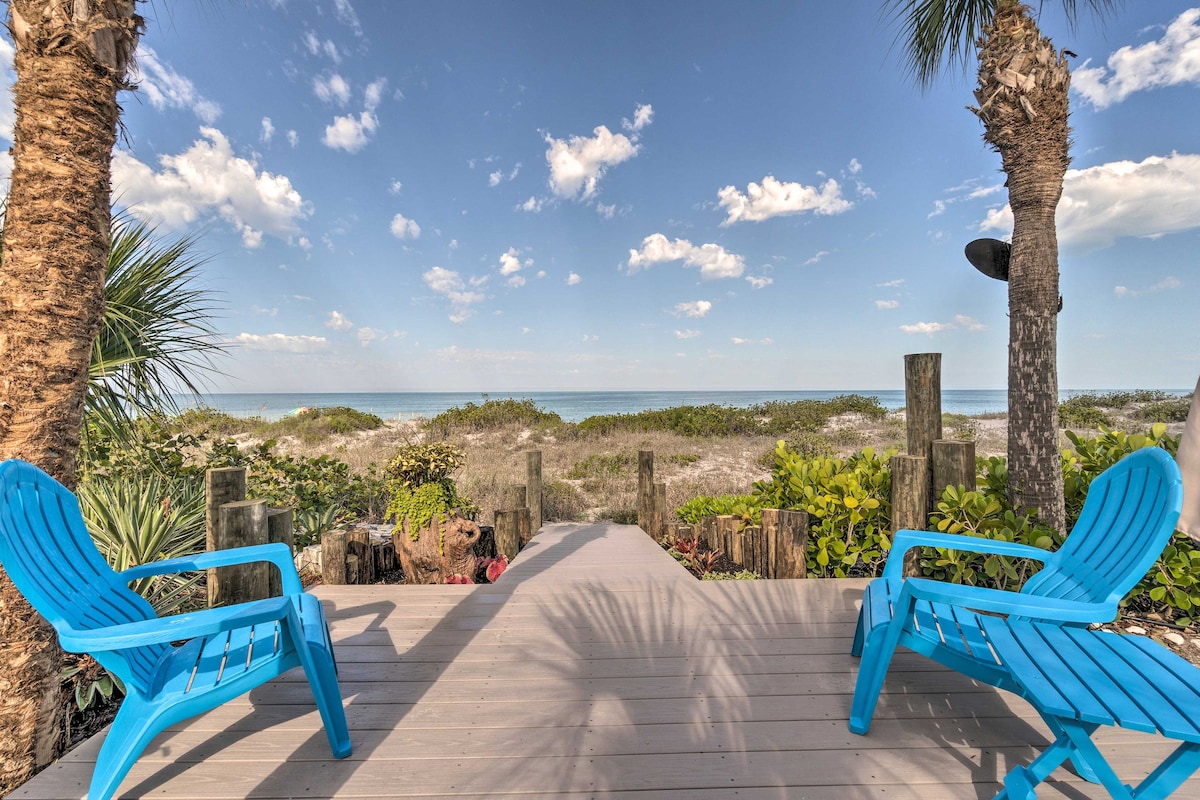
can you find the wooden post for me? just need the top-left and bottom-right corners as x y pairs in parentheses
(637, 450), (654, 532)
(774, 510), (810, 579)
(526, 450), (543, 534)
(210, 499), (269, 606)
(506, 484), (527, 511)
(743, 525), (764, 576)
(205, 467), (246, 557)
(762, 509), (780, 579)
(933, 439), (977, 501)
(698, 516), (715, 550)
(649, 482), (666, 539)
(716, 516), (738, 564)
(266, 507), (294, 597)
(517, 508), (533, 548)
(322, 530), (348, 585)
(495, 510), (520, 560)
(346, 528), (374, 584)
(904, 353), (942, 519)
(891, 454), (930, 577)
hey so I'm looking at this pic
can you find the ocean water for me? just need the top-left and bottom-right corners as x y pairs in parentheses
(173, 389), (1127, 423)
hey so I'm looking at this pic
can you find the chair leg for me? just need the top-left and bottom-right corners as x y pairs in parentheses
(88, 696), (167, 800)
(1039, 712), (1102, 784)
(307, 638), (352, 758)
(850, 605), (866, 657)
(849, 618), (907, 735)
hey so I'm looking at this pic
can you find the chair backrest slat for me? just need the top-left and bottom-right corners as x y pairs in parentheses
(1022, 447), (1182, 607)
(0, 461), (168, 691)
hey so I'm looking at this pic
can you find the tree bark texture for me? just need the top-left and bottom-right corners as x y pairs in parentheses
(973, 4), (1070, 532)
(0, 2), (141, 791)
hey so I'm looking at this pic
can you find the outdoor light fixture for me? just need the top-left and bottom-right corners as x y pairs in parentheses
(964, 237), (1011, 281)
(964, 237), (1062, 312)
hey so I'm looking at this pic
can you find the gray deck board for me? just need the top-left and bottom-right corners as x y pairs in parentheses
(12, 521), (1196, 798)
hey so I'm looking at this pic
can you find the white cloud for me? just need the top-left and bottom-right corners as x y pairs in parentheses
(848, 158), (863, 175)
(112, 127), (309, 245)
(1073, 9), (1200, 109)
(390, 212), (421, 239)
(627, 234), (745, 280)
(804, 250), (831, 266)
(287, 130), (299, 147)
(507, 275), (526, 288)
(544, 125), (640, 200)
(260, 117), (275, 143)
(303, 31), (341, 62)
(389, 179), (403, 194)
(900, 321), (952, 335)
(675, 329), (701, 339)
(326, 310), (353, 330)
(745, 275), (773, 289)
(928, 200), (946, 218)
(596, 203), (616, 219)
(732, 337), (773, 346)
(333, 0), (363, 36)
(718, 175), (853, 225)
(132, 46), (221, 123)
(877, 278), (904, 287)
(498, 247), (527, 276)
(566, 272), (582, 286)
(519, 195), (545, 213)
(582, 334), (600, 343)
(488, 170), (503, 187)
(449, 239), (459, 250)
(875, 299), (899, 309)
(980, 152), (1200, 248)
(622, 103), (654, 132)
(364, 77), (388, 110)
(674, 300), (713, 319)
(323, 111), (377, 152)
(1115, 276), (1182, 298)
(424, 266), (486, 323)
(313, 73), (352, 105)
(233, 333), (327, 352)
(356, 327), (384, 347)
(954, 314), (987, 332)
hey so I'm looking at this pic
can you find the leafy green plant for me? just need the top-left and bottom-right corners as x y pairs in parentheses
(674, 494), (763, 526)
(62, 655), (124, 712)
(1131, 533), (1200, 627)
(426, 398), (563, 434)
(384, 443), (478, 539)
(76, 473), (207, 616)
(701, 569), (759, 581)
(1134, 397), (1192, 423)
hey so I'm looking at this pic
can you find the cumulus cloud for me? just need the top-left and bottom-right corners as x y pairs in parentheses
(356, 327), (384, 347)
(322, 78), (387, 153)
(732, 337), (773, 346)
(390, 212), (420, 239)
(980, 152), (1200, 248)
(287, 130), (300, 147)
(303, 31), (341, 62)
(313, 73), (352, 105)
(389, 179), (403, 194)
(566, 272), (582, 286)
(627, 234), (745, 280)
(112, 127), (309, 246)
(675, 329), (701, 339)
(674, 300), (713, 319)
(424, 266), (486, 323)
(745, 275), (773, 290)
(622, 103), (654, 132)
(1073, 9), (1200, 109)
(900, 315), (986, 335)
(132, 46), (221, 123)
(325, 310), (353, 330)
(718, 175), (853, 225)
(260, 117), (275, 143)
(544, 122), (641, 200)
(875, 299), (899, 309)
(498, 247), (529, 277)
(333, 0), (363, 36)
(232, 333), (327, 352)
(519, 196), (545, 213)
(1115, 276), (1182, 298)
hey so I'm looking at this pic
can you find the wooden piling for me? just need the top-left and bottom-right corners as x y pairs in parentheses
(210, 499), (269, 606)
(904, 353), (942, 518)
(649, 482), (666, 540)
(205, 467), (246, 558)
(506, 484), (527, 511)
(321, 530), (349, 585)
(891, 454), (930, 577)
(517, 507), (533, 547)
(933, 439), (977, 500)
(526, 450), (543, 533)
(637, 450), (654, 532)
(346, 528), (374, 584)
(495, 510), (520, 560)
(266, 507), (294, 596)
(774, 509), (810, 579)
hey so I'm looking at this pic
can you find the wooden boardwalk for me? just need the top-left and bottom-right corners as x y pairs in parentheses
(14, 521), (1198, 798)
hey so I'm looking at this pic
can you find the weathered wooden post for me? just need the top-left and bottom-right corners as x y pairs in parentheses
(322, 530), (349, 585)
(266, 508), (294, 597)
(495, 510), (520, 560)
(716, 515), (738, 564)
(773, 509), (810, 579)
(649, 482), (666, 540)
(933, 439), (977, 500)
(698, 516), (715, 549)
(346, 528), (374, 584)
(891, 454), (930, 577)
(526, 450), (543, 533)
(506, 484), (527, 512)
(905, 353), (942, 516)
(206, 467), (246, 556)
(637, 450), (654, 533)
(210, 499), (269, 606)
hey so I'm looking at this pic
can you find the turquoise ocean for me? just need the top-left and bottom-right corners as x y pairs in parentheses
(180, 389), (1189, 424)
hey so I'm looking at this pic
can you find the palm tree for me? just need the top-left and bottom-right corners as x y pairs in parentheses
(884, 0), (1118, 533)
(0, 2), (144, 788)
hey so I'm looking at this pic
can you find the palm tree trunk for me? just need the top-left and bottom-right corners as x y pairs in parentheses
(0, 1), (140, 791)
(973, 4), (1071, 532)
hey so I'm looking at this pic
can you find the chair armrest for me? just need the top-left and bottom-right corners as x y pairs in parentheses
(58, 595), (294, 652)
(899, 577), (1115, 624)
(881, 529), (1051, 579)
(119, 543), (302, 595)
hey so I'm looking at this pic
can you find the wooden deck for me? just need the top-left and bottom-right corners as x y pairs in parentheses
(14, 521), (1198, 799)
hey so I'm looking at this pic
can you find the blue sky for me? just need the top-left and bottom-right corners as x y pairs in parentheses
(2, 1), (1199, 393)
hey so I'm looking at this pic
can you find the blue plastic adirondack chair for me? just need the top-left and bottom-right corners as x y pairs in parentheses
(849, 445), (1183, 744)
(0, 460), (352, 800)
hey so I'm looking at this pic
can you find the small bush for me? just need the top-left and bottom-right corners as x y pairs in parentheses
(264, 406), (385, 441)
(427, 399), (562, 434)
(1135, 397), (1191, 423)
(1058, 398), (1112, 429)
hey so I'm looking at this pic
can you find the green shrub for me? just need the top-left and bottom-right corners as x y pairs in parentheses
(1058, 398), (1113, 429)
(262, 406), (384, 441)
(1131, 533), (1200, 626)
(675, 494), (763, 527)
(1135, 397), (1192, 423)
(701, 569), (760, 581)
(383, 443), (477, 537)
(426, 399), (562, 434)
(169, 405), (254, 437)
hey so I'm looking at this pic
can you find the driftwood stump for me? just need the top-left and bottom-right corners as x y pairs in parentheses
(392, 513), (482, 584)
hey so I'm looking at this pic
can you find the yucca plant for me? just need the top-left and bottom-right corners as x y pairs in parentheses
(76, 473), (207, 617)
